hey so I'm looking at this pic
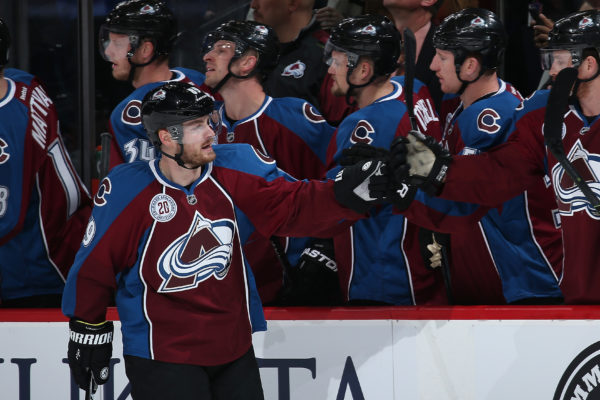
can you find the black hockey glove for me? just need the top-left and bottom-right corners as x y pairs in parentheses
(390, 131), (452, 196)
(368, 165), (417, 212)
(339, 143), (390, 167)
(68, 319), (113, 391)
(278, 238), (342, 306)
(334, 158), (387, 214)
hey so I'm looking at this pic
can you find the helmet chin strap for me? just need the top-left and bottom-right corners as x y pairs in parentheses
(344, 67), (377, 106)
(126, 45), (158, 83)
(161, 144), (202, 170)
(454, 62), (487, 95)
(212, 58), (258, 93)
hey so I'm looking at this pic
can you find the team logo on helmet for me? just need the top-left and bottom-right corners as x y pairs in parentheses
(157, 211), (234, 292)
(152, 89), (166, 100)
(579, 16), (594, 29)
(470, 16), (486, 27)
(553, 139), (600, 219)
(254, 25), (269, 35)
(358, 24), (377, 36)
(281, 61), (306, 78)
(139, 5), (156, 14)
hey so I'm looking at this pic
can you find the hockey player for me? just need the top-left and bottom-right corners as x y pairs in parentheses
(100, 0), (214, 168)
(425, 8), (563, 304)
(202, 20), (337, 304)
(250, 0), (353, 126)
(62, 81), (375, 398)
(388, 10), (600, 304)
(323, 15), (449, 305)
(0, 18), (92, 307)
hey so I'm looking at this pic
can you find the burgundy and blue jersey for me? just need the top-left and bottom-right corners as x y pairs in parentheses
(325, 79), (446, 305)
(62, 143), (359, 365)
(441, 89), (600, 304)
(434, 79), (562, 304)
(0, 68), (91, 301)
(217, 95), (335, 303)
(108, 67), (213, 168)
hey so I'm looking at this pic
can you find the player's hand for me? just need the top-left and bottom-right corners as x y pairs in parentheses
(278, 238), (342, 306)
(390, 131), (451, 196)
(334, 158), (387, 213)
(68, 319), (113, 390)
(339, 143), (389, 167)
(314, 6), (344, 31)
(532, 13), (554, 49)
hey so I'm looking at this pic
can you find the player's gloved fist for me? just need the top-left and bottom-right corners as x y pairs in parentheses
(368, 163), (417, 212)
(68, 319), (114, 390)
(339, 143), (389, 167)
(390, 131), (452, 196)
(334, 158), (387, 214)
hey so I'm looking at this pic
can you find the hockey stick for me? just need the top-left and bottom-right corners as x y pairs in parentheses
(85, 374), (98, 400)
(543, 67), (600, 213)
(99, 131), (112, 180)
(403, 28), (453, 304)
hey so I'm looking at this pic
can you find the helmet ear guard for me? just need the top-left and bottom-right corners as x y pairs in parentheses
(141, 82), (217, 147)
(433, 8), (507, 72)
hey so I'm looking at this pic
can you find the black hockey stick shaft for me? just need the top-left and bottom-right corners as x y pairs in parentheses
(85, 374), (98, 400)
(99, 131), (112, 180)
(543, 67), (600, 212)
(402, 28), (418, 132)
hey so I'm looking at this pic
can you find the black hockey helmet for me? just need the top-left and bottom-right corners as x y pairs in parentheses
(0, 18), (10, 68)
(99, 0), (177, 61)
(541, 10), (600, 70)
(433, 8), (506, 71)
(202, 20), (280, 74)
(141, 82), (218, 147)
(324, 14), (401, 77)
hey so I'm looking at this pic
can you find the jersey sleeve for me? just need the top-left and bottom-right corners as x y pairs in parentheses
(215, 144), (362, 239)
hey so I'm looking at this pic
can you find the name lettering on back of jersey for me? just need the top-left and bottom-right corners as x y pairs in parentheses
(302, 102), (326, 123)
(0, 138), (10, 164)
(149, 193), (177, 222)
(477, 108), (501, 134)
(121, 100), (142, 125)
(19, 86), (27, 101)
(414, 98), (439, 132)
(94, 177), (112, 207)
(282, 61), (306, 78)
(30, 86), (53, 149)
(157, 211), (234, 292)
(350, 120), (375, 144)
(552, 139), (600, 219)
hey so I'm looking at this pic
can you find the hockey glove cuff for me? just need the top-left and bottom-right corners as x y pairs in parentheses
(68, 319), (113, 390)
(334, 159), (387, 214)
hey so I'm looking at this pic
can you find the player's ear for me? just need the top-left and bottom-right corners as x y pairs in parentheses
(138, 40), (156, 62)
(157, 128), (172, 145)
(581, 54), (599, 79)
(239, 52), (258, 77)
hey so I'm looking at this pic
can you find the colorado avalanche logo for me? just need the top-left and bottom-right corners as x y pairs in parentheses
(470, 17), (485, 27)
(579, 17), (594, 29)
(552, 139), (600, 219)
(122, 100), (142, 125)
(255, 25), (269, 35)
(358, 24), (377, 36)
(350, 120), (375, 144)
(139, 5), (156, 14)
(477, 108), (501, 134)
(281, 61), (306, 78)
(157, 211), (235, 292)
(152, 89), (166, 100)
(94, 177), (112, 207)
(302, 103), (325, 123)
(0, 138), (9, 164)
